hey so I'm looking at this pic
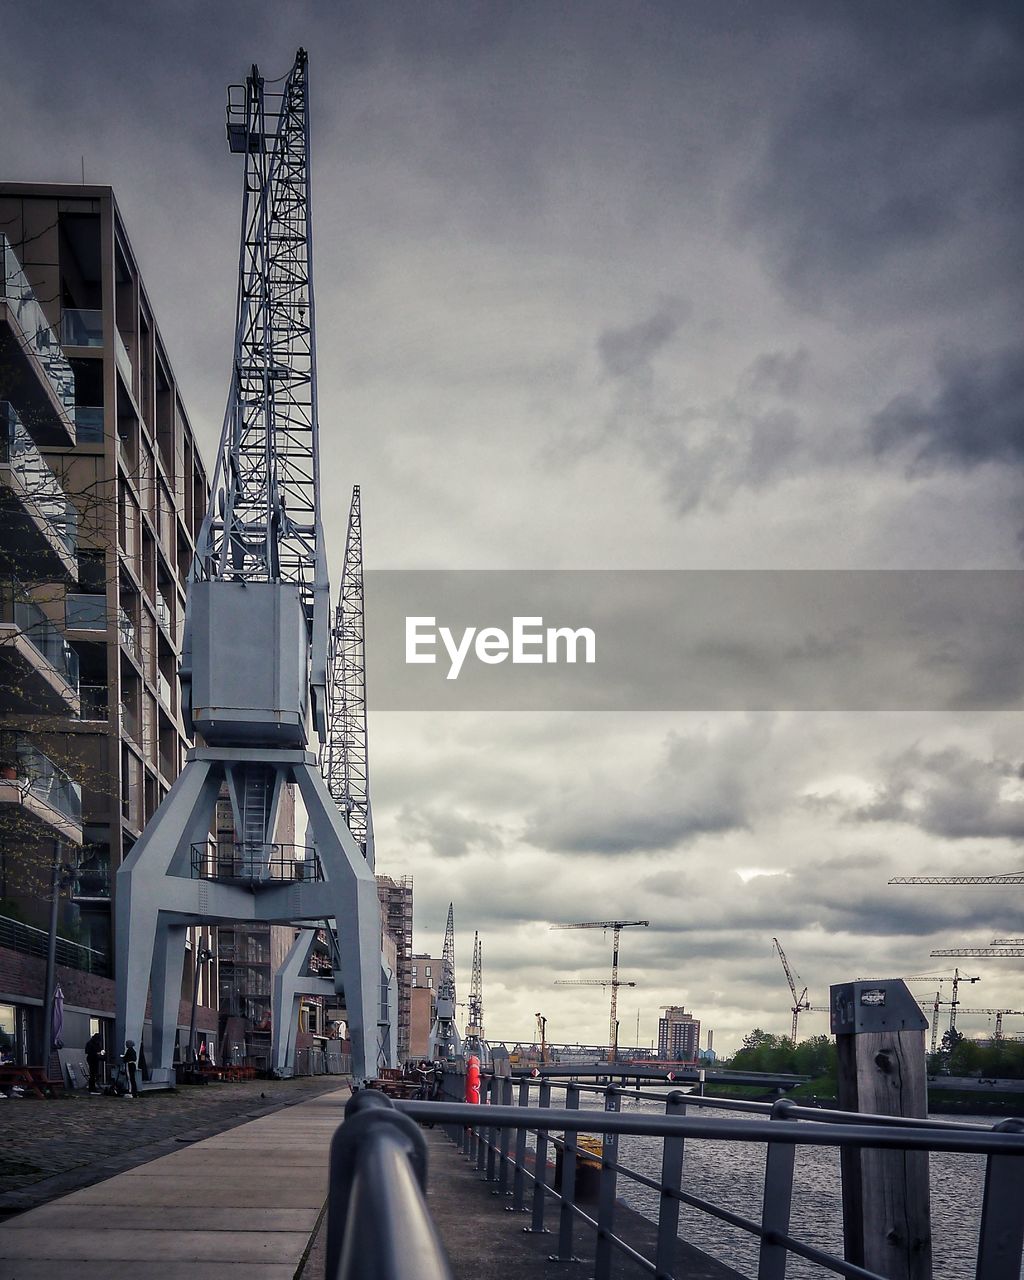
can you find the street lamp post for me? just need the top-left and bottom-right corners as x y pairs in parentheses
(41, 841), (77, 1073)
(187, 942), (214, 1068)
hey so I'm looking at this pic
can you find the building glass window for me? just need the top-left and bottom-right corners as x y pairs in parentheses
(0, 1004), (16, 1064)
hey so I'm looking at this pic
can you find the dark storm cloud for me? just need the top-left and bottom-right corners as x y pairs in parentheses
(737, 5), (1024, 304)
(739, 349), (810, 399)
(397, 804), (506, 859)
(854, 745), (1024, 840)
(871, 346), (1024, 472)
(597, 303), (686, 381)
(523, 721), (764, 855)
(594, 310), (808, 514)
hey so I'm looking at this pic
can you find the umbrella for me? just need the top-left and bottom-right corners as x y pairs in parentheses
(51, 983), (64, 1050)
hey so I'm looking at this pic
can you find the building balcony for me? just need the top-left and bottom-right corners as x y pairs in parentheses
(0, 402), (78, 580)
(0, 734), (83, 844)
(61, 308), (103, 349)
(71, 856), (111, 903)
(0, 579), (80, 715)
(78, 682), (109, 721)
(0, 912), (109, 976)
(64, 591), (107, 632)
(0, 237), (76, 446)
(119, 700), (140, 745)
(191, 841), (323, 886)
(74, 405), (105, 444)
(157, 667), (174, 711)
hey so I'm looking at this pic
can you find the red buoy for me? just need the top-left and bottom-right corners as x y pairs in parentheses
(465, 1055), (481, 1104)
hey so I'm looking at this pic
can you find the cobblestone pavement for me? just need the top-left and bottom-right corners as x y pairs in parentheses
(0, 1076), (348, 1217)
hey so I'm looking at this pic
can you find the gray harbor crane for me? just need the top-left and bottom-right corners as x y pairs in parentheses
(115, 50), (381, 1085)
(429, 904), (462, 1060)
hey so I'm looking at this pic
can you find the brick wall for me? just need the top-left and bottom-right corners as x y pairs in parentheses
(0, 945), (218, 1032)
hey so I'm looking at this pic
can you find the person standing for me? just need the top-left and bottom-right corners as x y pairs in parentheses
(84, 1031), (105, 1094)
(121, 1039), (139, 1099)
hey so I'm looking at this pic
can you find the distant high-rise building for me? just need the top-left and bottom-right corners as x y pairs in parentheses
(658, 1006), (701, 1060)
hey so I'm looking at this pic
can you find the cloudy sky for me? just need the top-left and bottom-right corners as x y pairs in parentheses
(4, 1), (1022, 1052)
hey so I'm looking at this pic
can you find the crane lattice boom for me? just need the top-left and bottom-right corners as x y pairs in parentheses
(931, 948), (1024, 958)
(323, 486), (371, 860)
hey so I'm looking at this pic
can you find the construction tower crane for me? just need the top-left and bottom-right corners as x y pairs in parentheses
(900, 972), (980, 1051)
(554, 978), (637, 1060)
(551, 919), (649, 1060)
(115, 50), (382, 1085)
(891, 869), (1023, 959)
(428, 904), (462, 1060)
(773, 938), (817, 1043)
(926, 1007), (1024, 1039)
(464, 931), (487, 1063)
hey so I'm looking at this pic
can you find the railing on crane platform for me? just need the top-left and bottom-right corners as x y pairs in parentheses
(189, 840), (324, 884)
(324, 1068), (1024, 1280)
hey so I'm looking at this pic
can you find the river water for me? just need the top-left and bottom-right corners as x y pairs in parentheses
(527, 1091), (1019, 1279)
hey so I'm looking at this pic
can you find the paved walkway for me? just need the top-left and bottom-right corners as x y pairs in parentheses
(0, 1084), (350, 1278)
(0, 1075), (344, 1215)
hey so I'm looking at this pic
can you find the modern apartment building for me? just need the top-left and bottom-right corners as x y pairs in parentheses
(658, 1005), (702, 1061)
(0, 183), (214, 1070)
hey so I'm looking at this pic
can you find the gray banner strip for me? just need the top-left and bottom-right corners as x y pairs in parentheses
(361, 570), (1023, 711)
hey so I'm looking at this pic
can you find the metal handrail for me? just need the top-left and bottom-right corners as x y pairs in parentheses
(327, 1090), (453, 1280)
(400, 1098), (1024, 1154)
(523, 1075), (995, 1132)
(397, 1077), (1024, 1280)
(189, 840), (324, 883)
(0, 912), (110, 975)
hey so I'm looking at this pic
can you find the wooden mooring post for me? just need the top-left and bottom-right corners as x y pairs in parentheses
(831, 978), (932, 1280)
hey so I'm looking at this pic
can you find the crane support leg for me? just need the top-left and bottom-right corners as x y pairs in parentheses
(380, 960), (398, 1070)
(150, 920), (188, 1076)
(117, 750), (382, 1087)
(295, 762), (380, 1084)
(115, 759), (219, 1082)
(271, 928), (335, 1077)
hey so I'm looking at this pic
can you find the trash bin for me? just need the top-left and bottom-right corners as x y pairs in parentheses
(552, 1134), (603, 1203)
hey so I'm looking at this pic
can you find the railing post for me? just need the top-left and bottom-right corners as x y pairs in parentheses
(485, 1075), (499, 1182)
(757, 1097), (796, 1280)
(527, 1079), (552, 1234)
(476, 1075), (489, 1172)
(655, 1089), (688, 1277)
(551, 1081), (581, 1263)
(594, 1084), (621, 1280)
(496, 1075), (513, 1196)
(833, 978), (932, 1280)
(975, 1119), (1024, 1280)
(511, 1075), (530, 1211)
